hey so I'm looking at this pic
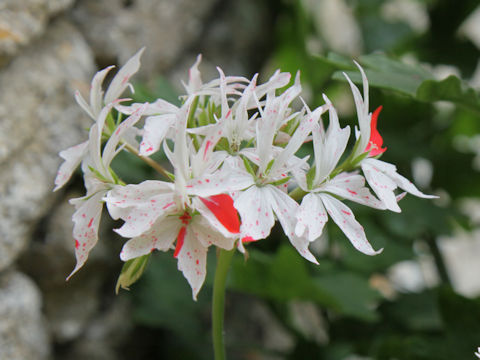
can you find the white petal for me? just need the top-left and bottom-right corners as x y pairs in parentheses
(186, 168), (254, 198)
(265, 185), (318, 264)
(67, 191), (105, 279)
(54, 141), (89, 191)
(185, 54), (203, 94)
(177, 228), (208, 300)
(75, 90), (95, 120)
(120, 217), (180, 261)
(190, 218), (236, 250)
(321, 172), (386, 209)
(295, 193), (328, 241)
(361, 161), (401, 212)
(139, 114), (176, 156)
(104, 181), (176, 238)
(192, 197), (238, 240)
(90, 66), (114, 117)
(102, 103), (146, 167)
(235, 186), (275, 240)
(116, 98), (178, 115)
(320, 194), (382, 256)
(388, 168), (438, 199)
(104, 47), (145, 104)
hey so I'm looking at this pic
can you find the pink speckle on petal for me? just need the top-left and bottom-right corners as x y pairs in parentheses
(88, 218), (94, 228)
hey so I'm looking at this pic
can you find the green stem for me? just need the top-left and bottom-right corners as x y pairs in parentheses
(212, 248), (235, 360)
(122, 142), (170, 179)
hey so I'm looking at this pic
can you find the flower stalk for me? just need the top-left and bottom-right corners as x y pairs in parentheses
(212, 248), (235, 360)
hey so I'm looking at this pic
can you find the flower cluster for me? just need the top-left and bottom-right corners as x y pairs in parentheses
(54, 49), (436, 299)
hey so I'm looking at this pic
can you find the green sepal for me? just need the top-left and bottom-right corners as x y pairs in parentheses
(115, 253), (151, 294)
(270, 176), (291, 187)
(186, 96), (199, 128)
(105, 112), (117, 134)
(165, 171), (175, 182)
(306, 165), (316, 190)
(282, 114), (300, 137)
(88, 165), (110, 183)
(241, 155), (257, 177)
(264, 159), (275, 176)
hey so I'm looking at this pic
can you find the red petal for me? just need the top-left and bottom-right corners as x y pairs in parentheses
(174, 226), (187, 258)
(200, 194), (240, 234)
(365, 105), (387, 157)
(241, 236), (256, 243)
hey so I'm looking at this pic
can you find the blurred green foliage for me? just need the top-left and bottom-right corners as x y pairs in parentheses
(116, 0), (480, 358)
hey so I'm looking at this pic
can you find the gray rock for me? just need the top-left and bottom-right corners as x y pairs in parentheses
(19, 192), (121, 343)
(0, 19), (95, 272)
(70, 0), (217, 77)
(0, 0), (75, 58)
(0, 271), (50, 360)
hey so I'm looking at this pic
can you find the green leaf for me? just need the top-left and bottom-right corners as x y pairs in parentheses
(331, 53), (432, 97)
(417, 75), (480, 113)
(325, 52), (480, 113)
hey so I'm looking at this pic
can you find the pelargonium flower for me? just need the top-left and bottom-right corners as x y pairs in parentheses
(54, 49), (438, 300)
(294, 96), (384, 255)
(345, 62), (437, 212)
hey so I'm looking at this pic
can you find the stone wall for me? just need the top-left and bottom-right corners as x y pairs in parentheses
(0, 0), (273, 358)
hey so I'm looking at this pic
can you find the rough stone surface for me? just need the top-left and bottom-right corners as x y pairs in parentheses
(19, 192), (123, 344)
(0, 271), (50, 360)
(70, 0), (218, 77)
(0, 19), (95, 272)
(0, 0), (75, 58)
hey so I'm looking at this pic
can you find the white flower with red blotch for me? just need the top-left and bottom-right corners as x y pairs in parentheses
(345, 63), (437, 211)
(295, 96), (384, 256)
(104, 97), (252, 298)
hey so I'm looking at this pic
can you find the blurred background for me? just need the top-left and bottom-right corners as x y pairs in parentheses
(1, 0), (480, 359)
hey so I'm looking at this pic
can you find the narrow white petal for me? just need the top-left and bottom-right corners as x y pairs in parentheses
(321, 173), (386, 209)
(116, 99), (178, 115)
(103, 103), (146, 167)
(104, 47), (145, 104)
(265, 185), (318, 264)
(295, 193), (328, 241)
(67, 191), (105, 279)
(177, 229), (208, 300)
(388, 169), (438, 199)
(321, 194), (382, 255)
(75, 90), (95, 120)
(54, 141), (89, 191)
(90, 66), (114, 117)
(361, 161), (401, 212)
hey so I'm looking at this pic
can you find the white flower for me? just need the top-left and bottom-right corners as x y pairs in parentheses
(345, 62), (437, 211)
(75, 48), (145, 120)
(295, 96), (383, 256)
(67, 104), (146, 279)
